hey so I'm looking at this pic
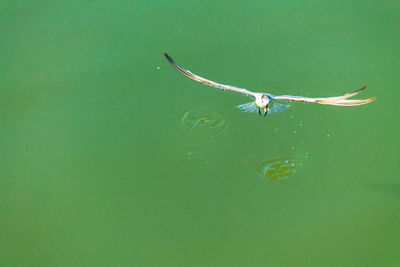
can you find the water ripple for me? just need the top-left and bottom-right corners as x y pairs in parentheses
(179, 145), (204, 160)
(258, 158), (299, 180)
(181, 109), (227, 137)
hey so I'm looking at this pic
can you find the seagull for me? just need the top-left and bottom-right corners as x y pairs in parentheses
(164, 53), (376, 116)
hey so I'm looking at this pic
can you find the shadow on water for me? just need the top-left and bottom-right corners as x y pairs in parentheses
(181, 108), (227, 137)
(257, 158), (299, 181)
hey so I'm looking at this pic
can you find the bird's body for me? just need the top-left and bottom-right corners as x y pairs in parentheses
(163, 53), (376, 116)
(255, 94), (270, 109)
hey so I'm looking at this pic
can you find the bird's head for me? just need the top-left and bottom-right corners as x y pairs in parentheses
(256, 94), (271, 108)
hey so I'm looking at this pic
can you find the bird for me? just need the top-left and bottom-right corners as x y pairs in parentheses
(163, 53), (376, 116)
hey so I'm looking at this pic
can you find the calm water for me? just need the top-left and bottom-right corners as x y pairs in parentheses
(1, 1), (399, 266)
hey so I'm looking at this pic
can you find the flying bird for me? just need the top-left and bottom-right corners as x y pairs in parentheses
(164, 53), (376, 116)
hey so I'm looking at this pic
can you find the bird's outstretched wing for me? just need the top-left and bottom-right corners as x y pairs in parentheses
(269, 102), (291, 113)
(236, 102), (259, 113)
(164, 53), (256, 97)
(272, 86), (376, 106)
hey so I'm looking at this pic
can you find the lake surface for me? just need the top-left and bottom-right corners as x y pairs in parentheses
(1, 1), (399, 266)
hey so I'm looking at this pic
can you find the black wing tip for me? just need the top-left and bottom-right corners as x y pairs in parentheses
(163, 52), (173, 62)
(356, 85), (367, 92)
(346, 85), (367, 96)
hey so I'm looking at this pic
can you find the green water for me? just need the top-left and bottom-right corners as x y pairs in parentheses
(1, 1), (399, 266)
